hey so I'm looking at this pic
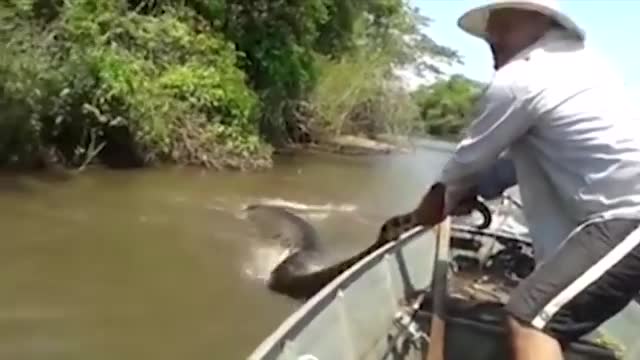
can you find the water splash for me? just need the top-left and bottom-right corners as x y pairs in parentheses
(242, 245), (293, 282)
(252, 198), (357, 213)
(238, 198), (355, 283)
(237, 197), (358, 223)
(242, 243), (324, 282)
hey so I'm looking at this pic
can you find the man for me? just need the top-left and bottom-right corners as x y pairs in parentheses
(414, 0), (640, 359)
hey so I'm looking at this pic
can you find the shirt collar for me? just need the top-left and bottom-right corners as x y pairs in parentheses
(505, 29), (581, 66)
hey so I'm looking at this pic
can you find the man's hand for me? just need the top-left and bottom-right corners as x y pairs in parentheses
(449, 190), (481, 216)
(414, 183), (486, 226)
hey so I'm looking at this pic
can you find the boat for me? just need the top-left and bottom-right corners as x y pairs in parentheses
(247, 198), (640, 360)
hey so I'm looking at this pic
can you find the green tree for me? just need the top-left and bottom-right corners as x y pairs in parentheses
(413, 74), (485, 137)
(0, 0), (269, 170)
(306, 0), (463, 141)
(0, 0), (470, 170)
(359, 0), (462, 76)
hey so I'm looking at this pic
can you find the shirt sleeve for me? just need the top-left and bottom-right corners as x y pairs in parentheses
(437, 77), (532, 213)
(476, 155), (518, 200)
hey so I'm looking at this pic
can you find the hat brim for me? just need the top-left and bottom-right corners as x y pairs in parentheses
(457, 2), (585, 41)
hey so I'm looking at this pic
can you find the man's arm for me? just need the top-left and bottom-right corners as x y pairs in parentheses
(414, 157), (518, 226)
(437, 76), (532, 213)
(476, 155), (518, 200)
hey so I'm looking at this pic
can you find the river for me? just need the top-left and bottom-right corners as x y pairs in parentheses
(0, 139), (460, 360)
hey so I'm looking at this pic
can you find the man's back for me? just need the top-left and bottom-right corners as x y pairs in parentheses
(436, 4), (640, 357)
(502, 29), (640, 254)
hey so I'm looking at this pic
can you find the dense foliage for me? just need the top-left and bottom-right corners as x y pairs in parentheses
(412, 75), (485, 137)
(0, 0), (480, 171)
(1, 0), (267, 169)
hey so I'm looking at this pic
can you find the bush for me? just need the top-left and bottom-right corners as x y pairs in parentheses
(0, 0), (272, 170)
(306, 50), (421, 141)
(412, 74), (484, 137)
(0, 10), (69, 167)
(0, 0), (466, 171)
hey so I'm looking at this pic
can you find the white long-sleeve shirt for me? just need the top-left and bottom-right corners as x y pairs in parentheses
(438, 29), (640, 261)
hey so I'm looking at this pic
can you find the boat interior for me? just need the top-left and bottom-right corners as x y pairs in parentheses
(384, 224), (625, 360)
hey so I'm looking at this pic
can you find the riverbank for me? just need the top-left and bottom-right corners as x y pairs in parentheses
(0, 133), (411, 179)
(0, 1), (476, 174)
(274, 134), (412, 157)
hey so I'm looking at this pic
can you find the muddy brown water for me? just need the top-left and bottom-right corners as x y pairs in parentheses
(0, 140), (460, 359)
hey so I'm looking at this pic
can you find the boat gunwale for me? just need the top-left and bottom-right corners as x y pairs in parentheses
(248, 225), (428, 358)
(249, 222), (634, 359)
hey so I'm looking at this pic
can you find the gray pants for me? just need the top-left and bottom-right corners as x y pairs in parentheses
(506, 217), (640, 341)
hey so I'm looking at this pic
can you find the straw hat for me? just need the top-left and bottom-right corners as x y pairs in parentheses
(457, 0), (585, 41)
